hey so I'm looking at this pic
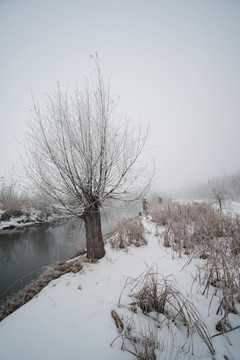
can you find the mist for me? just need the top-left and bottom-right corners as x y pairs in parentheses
(0, 0), (239, 191)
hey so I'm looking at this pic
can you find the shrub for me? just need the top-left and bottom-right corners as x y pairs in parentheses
(106, 216), (147, 250)
(0, 209), (23, 221)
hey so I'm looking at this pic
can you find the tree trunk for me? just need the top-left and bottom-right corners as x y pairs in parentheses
(83, 205), (105, 259)
(219, 200), (222, 213)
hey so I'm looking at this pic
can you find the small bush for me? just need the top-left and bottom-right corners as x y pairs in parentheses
(0, 209), (23, 221)
(106, 216), (147, 250)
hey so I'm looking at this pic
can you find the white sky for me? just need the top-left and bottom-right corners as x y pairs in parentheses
(0, 0), (239, 191)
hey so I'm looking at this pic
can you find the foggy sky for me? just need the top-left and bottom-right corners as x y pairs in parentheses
(0, 0), (240, 191)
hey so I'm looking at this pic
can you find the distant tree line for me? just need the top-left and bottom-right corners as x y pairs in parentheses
(160, 172), (240, 205)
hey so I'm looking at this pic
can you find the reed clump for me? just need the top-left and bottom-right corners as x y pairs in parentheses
(112, 265), (215, 359)
(106, 216), (147, 250)
(151, 201), (234, 252)
(150, 201), (240, 256)
(150, 200), (240, 331)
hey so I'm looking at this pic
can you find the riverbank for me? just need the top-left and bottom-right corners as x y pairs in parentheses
(0, 205), (240, 360)
(0, 200), (141, 232)
(0, 203), (140, 303)
(0, 216), (87, 303)
(0, 208), (69, 231)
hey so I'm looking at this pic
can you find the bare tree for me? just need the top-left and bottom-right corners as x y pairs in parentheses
(209, 178), (228, 213)
(24, 57), (152, 259)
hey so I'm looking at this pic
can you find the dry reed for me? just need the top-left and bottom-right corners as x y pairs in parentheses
(150, 200), (240, 331)
(112, 265), (215, 359)
(106, 216), (147, 250)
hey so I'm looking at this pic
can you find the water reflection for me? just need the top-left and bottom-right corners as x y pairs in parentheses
(0, 218), (85, 302)
(0, 202), (141, 303)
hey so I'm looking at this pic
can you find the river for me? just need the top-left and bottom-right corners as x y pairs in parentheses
(0, 203), (140, 303)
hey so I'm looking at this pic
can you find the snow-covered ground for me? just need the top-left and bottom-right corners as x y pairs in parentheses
(0, 217), (239, 360)
(0, 209), (68, 231)
(176, 199), (240, 215)
(0, 210), (41, 230)
(223, 201), (240, 216)
(1, 200), (239, 231)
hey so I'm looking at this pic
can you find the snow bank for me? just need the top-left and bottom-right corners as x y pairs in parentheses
(0, 209), (67, 231)
(0, 218), (239, 360)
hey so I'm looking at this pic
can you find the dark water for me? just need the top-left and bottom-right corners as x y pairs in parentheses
(0, 218), (88, 302)
(0, 203), (140, 303)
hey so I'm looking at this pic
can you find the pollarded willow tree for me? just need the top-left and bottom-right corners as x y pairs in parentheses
(25, 57), (152, 259)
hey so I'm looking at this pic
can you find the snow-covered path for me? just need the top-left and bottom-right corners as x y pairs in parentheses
(0, 219), (239, 360)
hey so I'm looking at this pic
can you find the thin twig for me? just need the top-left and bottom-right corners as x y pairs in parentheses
(211, 325), (240, 338)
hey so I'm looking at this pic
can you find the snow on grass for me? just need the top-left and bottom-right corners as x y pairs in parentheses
(0, 217), (239, 360)
(0, 209), (68, 230)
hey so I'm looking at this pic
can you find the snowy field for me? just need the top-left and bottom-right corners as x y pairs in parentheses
(0, 213), (239, 360)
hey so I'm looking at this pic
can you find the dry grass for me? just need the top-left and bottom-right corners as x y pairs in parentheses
(70, 248), (87, 258)
(106, 216), (147, 250)
(0, 177), (31, 212)
(109, 200), (240, 355)
(151, 201), (229, 253)
(111, 309), (159, 360)
(0, 258), (82, 322)
(112, 265), (215, 359)
(150, 201), (240, 255)
(150, 200), (240, 331)
(189, 239), (240, 330)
